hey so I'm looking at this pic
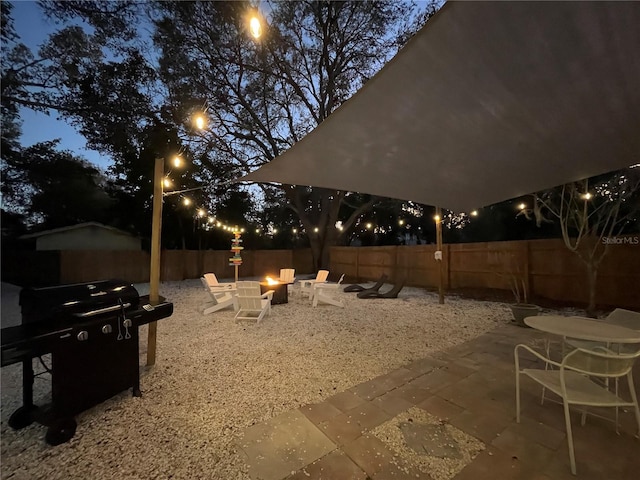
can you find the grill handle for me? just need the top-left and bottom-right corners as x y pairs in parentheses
(73, 303), (132, 318)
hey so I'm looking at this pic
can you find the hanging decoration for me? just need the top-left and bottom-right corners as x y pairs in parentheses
(229, 227), (243, 282)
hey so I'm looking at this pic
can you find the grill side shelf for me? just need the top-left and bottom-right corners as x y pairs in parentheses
(1, 324), (74, 368)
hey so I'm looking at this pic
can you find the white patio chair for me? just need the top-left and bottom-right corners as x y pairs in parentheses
(234, 281), (274, 323)
(200, 275), (237, 314)
(566, 308), (640, 352)
(203, 273), (236, 290)
(300, 270), (329, 298)
(278, 268), (296, 296)
(312, 274), (345, 308)
(515, 343), (640, 475)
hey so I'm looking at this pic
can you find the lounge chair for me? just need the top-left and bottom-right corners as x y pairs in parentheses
(234, 281), (274, 323)
(312, 274), (345, 308)
(357, 279), (405, 299)
(343, 274), (388, 293)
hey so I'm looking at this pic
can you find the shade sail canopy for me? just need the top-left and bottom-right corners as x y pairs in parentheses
(239, 1), (640, 213)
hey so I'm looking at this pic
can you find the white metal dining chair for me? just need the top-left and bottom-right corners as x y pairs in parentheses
(515, 343), (640, 475)
(565, 308), (640, 352)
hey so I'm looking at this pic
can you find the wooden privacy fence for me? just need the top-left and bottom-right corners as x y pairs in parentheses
(330, 238), (640, 309)
(4, 239), (638, 309)
(2, 249), (314, 286)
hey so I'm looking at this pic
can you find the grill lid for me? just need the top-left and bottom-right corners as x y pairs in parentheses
(19, 279), (140, 324)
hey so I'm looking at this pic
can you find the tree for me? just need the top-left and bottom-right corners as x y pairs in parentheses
(151, 0), (437, 267)
(2, 140), (115, 228)
(522, 167), (640, 315)
(3, 1), (438, 259)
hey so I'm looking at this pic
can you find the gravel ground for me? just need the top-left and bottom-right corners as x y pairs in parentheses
(1, 279), (514, 480)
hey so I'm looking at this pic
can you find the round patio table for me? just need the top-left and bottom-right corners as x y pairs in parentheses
(524, 315), (640, 343)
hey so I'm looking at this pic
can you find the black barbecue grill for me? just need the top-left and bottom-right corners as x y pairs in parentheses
(1, 279), (173, 445)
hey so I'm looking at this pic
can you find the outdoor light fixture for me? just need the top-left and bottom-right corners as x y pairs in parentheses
(582, 192), (593, 200)
(194, 114), (206, 130)
(183, 198), (191, 206)
(255, 228), (260, 233)
(434, 214), (441, 222)
(314, 227), (319, 233)
(172, 155), (182, 168)
(208, 217), (214, 224)
(518, 203), (526, 210)
(470, 210), (478, 217)
(197, 209), (206, 217)
(163, 178), (172, 189)
(292, 228), (297, 233)
(399, 219), (405, 226)
(249, 16), (262, 39)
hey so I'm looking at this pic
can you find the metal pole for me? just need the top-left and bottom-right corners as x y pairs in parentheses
(147, 156), (164, 366)
(436, 206), (444, 304)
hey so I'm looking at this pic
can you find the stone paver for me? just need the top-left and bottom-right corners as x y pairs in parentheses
(342, 434), (395, 477)
(285, 450), (367, 480)
(238, 410), (335, 480)
(238, 323), (640, 480)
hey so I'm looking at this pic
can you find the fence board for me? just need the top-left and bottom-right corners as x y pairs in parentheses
(330, 238), (640, 309)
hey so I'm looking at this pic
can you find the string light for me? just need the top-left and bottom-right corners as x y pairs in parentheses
(163, 177), (172, 189)
(470, 210), (478, 217)
(172, 156), (182, 168)
(582, 192), (592, 200)
(518, 203), (526, 210)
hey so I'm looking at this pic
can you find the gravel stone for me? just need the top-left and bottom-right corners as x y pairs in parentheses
(1, 279), (510, 480)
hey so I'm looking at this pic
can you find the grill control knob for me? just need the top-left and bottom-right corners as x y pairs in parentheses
(77, 331), (89, 341)
(101, 324), (113, 334)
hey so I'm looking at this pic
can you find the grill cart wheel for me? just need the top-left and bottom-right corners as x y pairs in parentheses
(8, 405), (38, 430)
(45, 417), (77, 446)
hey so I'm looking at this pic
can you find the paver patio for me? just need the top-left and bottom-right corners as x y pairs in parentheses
(237, 323), (640, 479)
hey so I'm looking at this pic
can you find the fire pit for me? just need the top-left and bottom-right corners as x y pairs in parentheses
(260, 277), (288, 305)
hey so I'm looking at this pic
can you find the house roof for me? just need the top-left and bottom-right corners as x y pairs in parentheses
(20, 222), (138, 240)
(239, 1), (640, 212)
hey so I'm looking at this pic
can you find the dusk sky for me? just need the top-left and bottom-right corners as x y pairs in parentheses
(12, 1), (107, 169)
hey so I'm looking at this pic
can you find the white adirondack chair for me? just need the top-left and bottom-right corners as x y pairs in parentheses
(312, 274), (345, 308)
(300, 270), (329, 298)
(200, 274), (237, 314)
(234, 281), (274, 323)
